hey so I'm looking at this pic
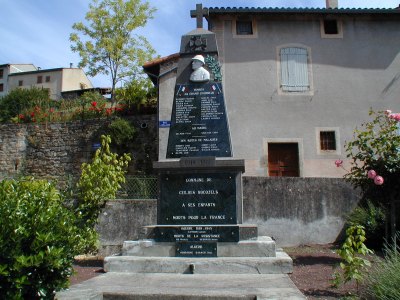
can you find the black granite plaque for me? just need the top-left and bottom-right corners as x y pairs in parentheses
(176, 242), (217, 257)
(154, 225), (240, 242)
(166, 82), (232, 158)
(158, 172), (237, 225)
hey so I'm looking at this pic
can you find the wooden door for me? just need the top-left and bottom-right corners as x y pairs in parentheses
(268, 143), (299, 177)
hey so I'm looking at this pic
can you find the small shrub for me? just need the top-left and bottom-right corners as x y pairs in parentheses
(0, 87), (51, 122)
(347, 200), (386, 249)
(107, 118), (136, 146)
(76, 135), (131, 252)
(333, 225), (373, 290)
(363, 237), (400, 300)
(0, 178), (85, 299)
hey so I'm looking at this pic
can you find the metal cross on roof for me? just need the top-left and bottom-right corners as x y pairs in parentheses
(190, 3), (209, 29)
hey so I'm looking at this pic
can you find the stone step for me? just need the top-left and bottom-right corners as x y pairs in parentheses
(56, 273), (306, 299)
(104, 250), (292, 274)
(122, 236), (276, 257)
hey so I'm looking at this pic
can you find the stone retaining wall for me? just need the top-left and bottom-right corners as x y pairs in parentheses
(0, 115), (157, 185)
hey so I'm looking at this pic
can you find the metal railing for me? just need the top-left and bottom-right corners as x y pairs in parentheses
(117, 175), (158, 199)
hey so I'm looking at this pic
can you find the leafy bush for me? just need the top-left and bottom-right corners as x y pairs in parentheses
(107, 117), (136, 146)
(363, 237), (400, 300)
(0, 178), (85, 299)
(115, 79), (157, 113)
(76, 135), (131, 251)
(0, 87), (51, 122)
(344, 110), (400, 244)
(347, 200), (386, 249)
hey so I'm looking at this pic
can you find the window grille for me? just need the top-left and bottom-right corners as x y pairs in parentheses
(320, 131), (336, 150)
(236, 20), (253, 35)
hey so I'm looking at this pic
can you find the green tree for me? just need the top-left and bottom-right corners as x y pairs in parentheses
(70, 0), (156, 101)
(344, 110), (400, 242)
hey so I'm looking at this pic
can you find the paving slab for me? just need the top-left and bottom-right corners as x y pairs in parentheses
(56, 273), (306, 300)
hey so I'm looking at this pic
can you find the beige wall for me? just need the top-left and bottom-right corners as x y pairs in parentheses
(61, 68), (93, 92)
(7, 68), (93, 100)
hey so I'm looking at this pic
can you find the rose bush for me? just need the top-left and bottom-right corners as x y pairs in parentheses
(343, 109), (400, 243)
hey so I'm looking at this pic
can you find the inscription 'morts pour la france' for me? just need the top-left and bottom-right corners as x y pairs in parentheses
(159, 173), (236, 225)
(166, 82), (232, 158)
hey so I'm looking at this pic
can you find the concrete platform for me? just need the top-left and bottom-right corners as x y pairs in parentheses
(56, 273), (306, 299)
(104, 251), (292, 274)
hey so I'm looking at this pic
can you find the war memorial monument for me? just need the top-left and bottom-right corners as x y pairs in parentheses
(57, 5), (305, 299)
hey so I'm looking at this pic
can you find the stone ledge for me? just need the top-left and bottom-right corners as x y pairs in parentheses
(104, 251), (292, 274)
(122, 236), (275, 257)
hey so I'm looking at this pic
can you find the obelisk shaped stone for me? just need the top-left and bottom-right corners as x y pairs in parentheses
(166, 28), (232, 158)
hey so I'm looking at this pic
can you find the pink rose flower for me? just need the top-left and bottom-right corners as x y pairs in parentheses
(335, 160), (343, 167)
(385, 110), (392, 115)
(388, 113), (400, 121)
(367, 170), (377, 179)
(374, 175), (384, 185)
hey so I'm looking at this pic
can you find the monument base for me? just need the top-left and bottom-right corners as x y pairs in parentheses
(103, 236), (293, 275)
(122, 236), (275, 257)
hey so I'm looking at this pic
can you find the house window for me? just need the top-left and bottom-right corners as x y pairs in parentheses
(324, 20), (338, 34)
(320, 131), (336, 150)
(18, 80), (23, 86)
(0, 69), (3, 79)
(236, 20), (253, 35)
(316, 127), (340, 155)
(280, 47), (310, 92)
(233, 17), (257, 38)
(0, 83), (3, 92)
(321, 19), (343, 38)
(37, 76), (43, 84)
(45, 76), (50, 82)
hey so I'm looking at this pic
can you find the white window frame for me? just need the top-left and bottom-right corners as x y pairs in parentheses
(316, 127), (341, 155)
(277, 45), (313, 95)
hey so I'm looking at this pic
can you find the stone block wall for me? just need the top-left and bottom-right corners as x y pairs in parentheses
(0, 115), (157, 185)
(0, 124), (27, 177)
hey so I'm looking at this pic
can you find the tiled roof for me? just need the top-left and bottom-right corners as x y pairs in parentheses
(143, 53), (179, 69)
(207, 7), (400, 15)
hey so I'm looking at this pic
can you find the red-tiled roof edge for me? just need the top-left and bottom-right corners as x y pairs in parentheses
(143, 53), (180, 69)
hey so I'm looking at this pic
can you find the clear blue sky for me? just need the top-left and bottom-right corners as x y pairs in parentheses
(1, 0), (399, 87)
